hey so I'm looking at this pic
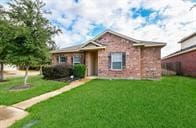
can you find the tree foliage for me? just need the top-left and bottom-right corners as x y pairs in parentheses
(0, 5), (16, 81)
(7, 0), (60, 65)
(5, 0), (60, 84)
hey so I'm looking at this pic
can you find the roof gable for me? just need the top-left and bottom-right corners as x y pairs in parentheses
(80, 41), (105, 51)
(81, 41), (103, 48)
(93, 30), (139, 43)
(91, 30), (166, 47)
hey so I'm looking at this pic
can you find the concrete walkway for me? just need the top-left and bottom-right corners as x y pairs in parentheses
(0, 106), (28, 128)
(0, 77), (94, 128)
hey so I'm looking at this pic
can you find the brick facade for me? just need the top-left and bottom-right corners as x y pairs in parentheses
(96, 33), (161, 79)
(96, 33), (141, 79)
(161, 50), (196, 77)
(52, 33), (163, 79)
(141, 47), (161, 78)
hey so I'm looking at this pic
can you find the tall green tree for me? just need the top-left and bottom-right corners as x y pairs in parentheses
(6, 0), (60, 85)
(0, 5), (15, 81)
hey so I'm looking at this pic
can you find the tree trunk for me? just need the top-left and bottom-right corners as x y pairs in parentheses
(24, 66), (29, 85)
(0, 62), (4, 81)
(40, 65), (43, 75)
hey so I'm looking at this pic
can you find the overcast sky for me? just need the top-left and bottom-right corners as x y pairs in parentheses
(1, 0), (196, 57)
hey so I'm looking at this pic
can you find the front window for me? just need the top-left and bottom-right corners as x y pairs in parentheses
(60, 56), (67, 63)
(111, 53), (122, 70)
(73, 55), (81, 64)
(56, 56), (67, 64)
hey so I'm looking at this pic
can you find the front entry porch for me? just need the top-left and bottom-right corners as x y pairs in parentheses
(85, 51), (98, 76)
(79, 41), (106, 76)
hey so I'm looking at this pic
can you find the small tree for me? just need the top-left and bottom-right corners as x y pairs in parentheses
(6, 0), (60, 85)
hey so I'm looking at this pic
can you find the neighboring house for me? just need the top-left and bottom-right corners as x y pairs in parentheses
(162, 32), (196, 77)
(51, 30), (166, 79)
(4, 65), (17, 71)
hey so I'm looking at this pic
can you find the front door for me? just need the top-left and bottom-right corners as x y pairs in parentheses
(86, 51), (98, 76)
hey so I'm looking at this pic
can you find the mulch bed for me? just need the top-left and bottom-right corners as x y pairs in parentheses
(0, 80), (8, 83)
(8, 77), (78, 92)
(53, 77), (79, 83)
(9, 84), (32, 91)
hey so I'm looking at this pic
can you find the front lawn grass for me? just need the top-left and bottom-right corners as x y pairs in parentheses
(0, 76), (67, 105)
(12, 76), (196, 128)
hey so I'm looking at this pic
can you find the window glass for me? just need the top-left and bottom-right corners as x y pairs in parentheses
(111, 53), (122, 69)
(60, 56), (66, 63)
(73, 55), (81, 64)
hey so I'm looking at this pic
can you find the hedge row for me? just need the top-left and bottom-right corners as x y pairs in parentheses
(42, 64), (86, 80)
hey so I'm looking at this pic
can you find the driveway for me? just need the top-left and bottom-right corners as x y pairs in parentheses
(4, 70), (40, 78)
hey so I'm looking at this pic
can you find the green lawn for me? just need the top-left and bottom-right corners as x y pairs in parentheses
(0, 76), (66, 105)
(12, 76), (196, 128)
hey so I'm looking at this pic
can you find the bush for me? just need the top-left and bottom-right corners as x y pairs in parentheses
(73, 64), (86, 78)
(42, 64), (73, 80)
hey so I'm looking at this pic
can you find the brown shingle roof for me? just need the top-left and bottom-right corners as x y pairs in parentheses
(51, 44), (83, 53)
(51, 30), (166, 53)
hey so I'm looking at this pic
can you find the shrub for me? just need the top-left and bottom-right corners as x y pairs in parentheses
(42, 64), (73, 79)
(73, 64), (86, 78)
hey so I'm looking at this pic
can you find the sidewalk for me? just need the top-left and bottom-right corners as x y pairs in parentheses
(0, 77), (94, 128)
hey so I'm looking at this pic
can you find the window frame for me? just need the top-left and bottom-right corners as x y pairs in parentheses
(111, 52), (123, 70)
(59, 56), (67, 64)
(56, 56), (60, 64)
(73, 55), (81, 65)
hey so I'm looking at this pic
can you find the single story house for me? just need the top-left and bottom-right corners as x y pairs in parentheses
(51, 30), (166, 79)
(162, 32), (196, 77)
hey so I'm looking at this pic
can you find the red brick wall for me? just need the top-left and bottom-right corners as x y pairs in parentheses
(141, 47), (162, 78)
(96, 33), (162, 79)
(162, 50), (196, 77)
